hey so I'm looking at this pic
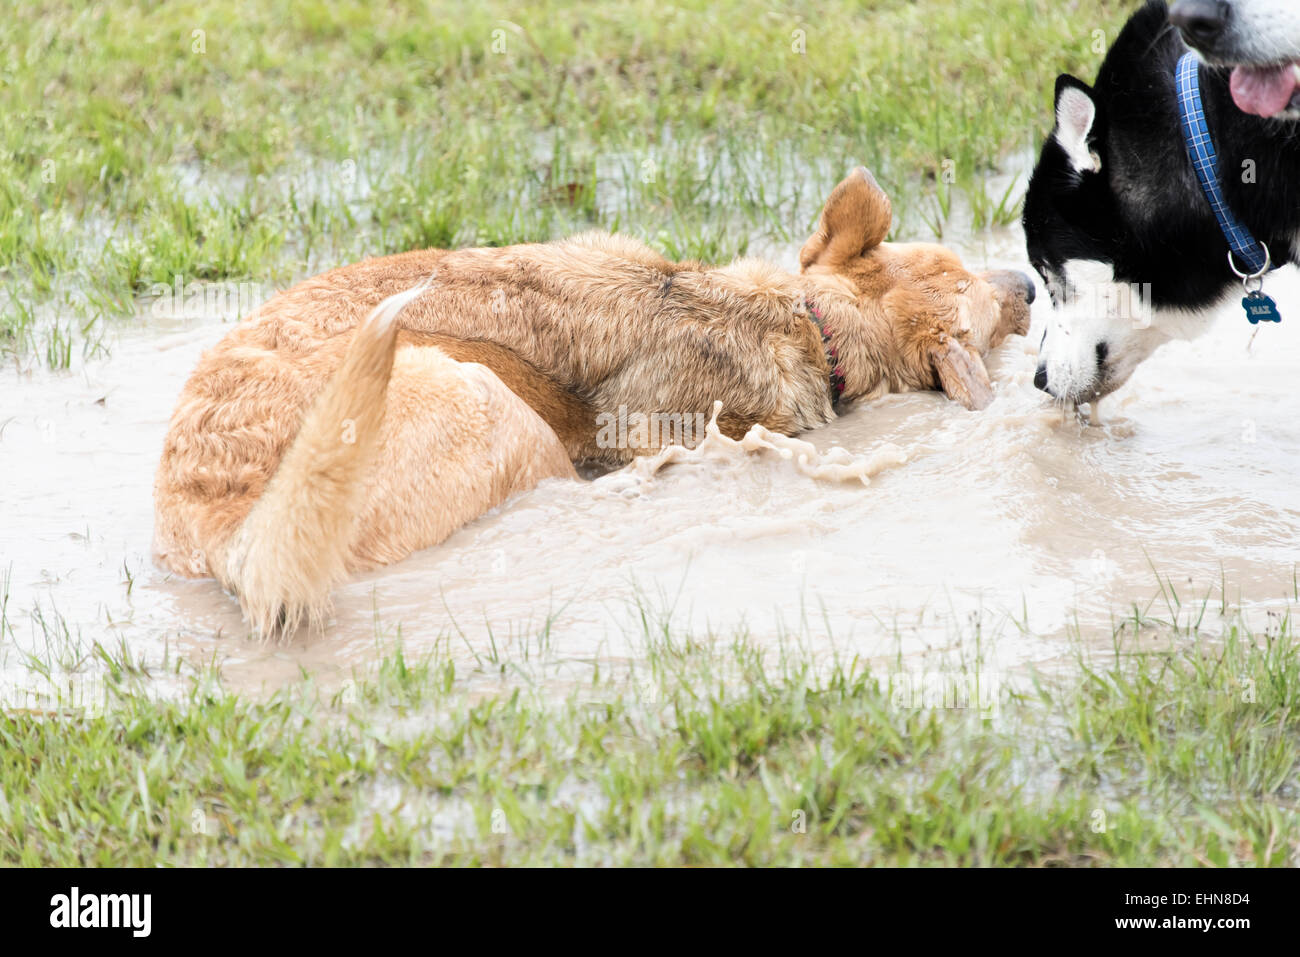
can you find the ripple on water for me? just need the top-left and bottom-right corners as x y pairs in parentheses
(2, 240), (1297, 696)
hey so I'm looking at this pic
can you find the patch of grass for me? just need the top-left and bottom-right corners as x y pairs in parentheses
(1, 0), (1135, 366)
(3, 597), (1297, 866)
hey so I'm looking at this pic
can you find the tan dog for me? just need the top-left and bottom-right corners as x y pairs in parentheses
(154, 169), (1031, 636)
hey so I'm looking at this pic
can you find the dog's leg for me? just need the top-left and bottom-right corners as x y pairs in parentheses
(215, 290), (576, 639)
(345, 344), (578, 571)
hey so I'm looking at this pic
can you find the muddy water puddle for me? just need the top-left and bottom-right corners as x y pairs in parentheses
(2, 227), (1297, 702)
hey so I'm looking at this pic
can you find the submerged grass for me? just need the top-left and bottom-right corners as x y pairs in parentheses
(2, 596), (1297, 866)
(1, 0), (1134, 364)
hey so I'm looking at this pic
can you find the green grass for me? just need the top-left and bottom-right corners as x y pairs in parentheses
(3, 591), (1297, 866)
(1, 0), (1135, 365)
(10, 0), (1258, 869)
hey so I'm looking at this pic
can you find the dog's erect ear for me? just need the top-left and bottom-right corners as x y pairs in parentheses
(930, 337), (995, 411)
(1053, 75), (1102, 175)
(799, 167), (893, 270)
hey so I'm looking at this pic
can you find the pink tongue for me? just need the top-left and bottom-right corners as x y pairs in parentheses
(1230, 64), (1299, 117)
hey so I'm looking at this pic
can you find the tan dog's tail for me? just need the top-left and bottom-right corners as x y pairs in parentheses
(217, 283), (429, 638)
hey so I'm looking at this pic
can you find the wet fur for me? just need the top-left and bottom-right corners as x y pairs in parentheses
(154, 169), (1030, 637)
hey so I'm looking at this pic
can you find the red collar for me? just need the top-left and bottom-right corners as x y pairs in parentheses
(806, 298), (846, 405)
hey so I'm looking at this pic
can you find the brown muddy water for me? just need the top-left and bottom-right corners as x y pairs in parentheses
(2, 227), (1298, 703)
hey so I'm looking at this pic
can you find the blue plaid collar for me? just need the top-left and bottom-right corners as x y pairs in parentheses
(1176, 53), (1273, 276)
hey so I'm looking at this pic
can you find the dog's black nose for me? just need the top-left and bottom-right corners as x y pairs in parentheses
(1170, 0), (1229, 49)
(1016, 271), (1036, 305)
(1033, 365), (1049, 392)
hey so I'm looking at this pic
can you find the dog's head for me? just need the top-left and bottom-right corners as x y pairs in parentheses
(799, 168), (1033, 410)
(1172, 0), (1300, 119)
(1021, 75), (1174, 405)
(1025, 1), (1300, 406)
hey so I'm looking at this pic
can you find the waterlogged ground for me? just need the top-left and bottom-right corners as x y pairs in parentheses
(6, 0), (1299, 867)
(2, 225), (1298, 705)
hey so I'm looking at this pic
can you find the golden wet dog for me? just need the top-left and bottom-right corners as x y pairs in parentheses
(154, 169), (1032, 636)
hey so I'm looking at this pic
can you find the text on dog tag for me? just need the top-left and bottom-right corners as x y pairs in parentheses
(1242, 292), (1281, 325)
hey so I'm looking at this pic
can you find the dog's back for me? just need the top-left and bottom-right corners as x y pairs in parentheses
(152, 235), (824, 634)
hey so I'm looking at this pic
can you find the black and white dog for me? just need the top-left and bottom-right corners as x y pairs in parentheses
(1023, 0), (1300, 404)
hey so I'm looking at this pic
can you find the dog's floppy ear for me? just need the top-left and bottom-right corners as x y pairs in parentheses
(1053, 75), (1102, 175)
(930, 337), (995, 411)
(800, 167), (893, 270)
